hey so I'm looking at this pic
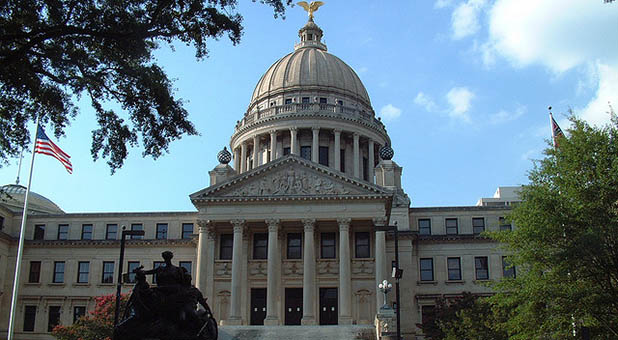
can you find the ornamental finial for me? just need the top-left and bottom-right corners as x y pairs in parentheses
(297, 1), (324, 21)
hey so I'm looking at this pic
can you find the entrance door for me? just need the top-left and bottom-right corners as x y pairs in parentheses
(250, 288), (267, 325)
(319, 287), (338, 325)
(285, 288), (303, 325)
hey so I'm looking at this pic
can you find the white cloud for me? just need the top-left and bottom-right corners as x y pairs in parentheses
(379, 104), (402, 121)
(478, 0), (618, 126)
(435, 0), (453, 9)
(452, 0), (487, 40)
(446, 87), (474, 121)
(578, 62), (618, 126)
(490, 105), (526, 124)
(414, 92), (438, 112)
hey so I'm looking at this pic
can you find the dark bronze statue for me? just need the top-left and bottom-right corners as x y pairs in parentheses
(114, 251), (218, 340)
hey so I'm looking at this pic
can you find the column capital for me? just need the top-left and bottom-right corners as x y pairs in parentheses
(337, 218), (351, 231)
(266, 219), (280, 232)
(302, 218), (316, 231)
(269, 129), (277, 135)
(230, 219), (246, 233)
(198, 220), (216, 240)
(333, 128), (342, 134)
(353, 132), (360, 138)
(290, 127), (298, 132)
(312, 126), (320, 132)
(372, 216), (387, 227)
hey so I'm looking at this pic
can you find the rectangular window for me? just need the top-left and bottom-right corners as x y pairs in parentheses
(285, 98), (292, 104)
(300, 146), (311, 160)
(319, 146), (329, 166)
(418, 219), (431, 235)
(77, 261), (90, 283)
(302, 97), (310, 103)
(447, 257), (461, 281)
(81, 224), (93, 240)
(421, 305), (435, 324)
(502, 256), (516, 278)
(130, 224), (143, 239)
(363, 157), (368, 181)
(287, 233), (302, 259)
(152, 261), (164, 284)
(106, 224), (118, 240)
(73, 306), (86, 324)
(472, 218), (485, 235)
(182, 223), (194, 239)
(283, 147), (291, 156)
(340, 149), (345, 172)
(220, 234), (233, 260)
(102, 261), (115, 283)
(57, 224), (69, 240)
(180, 261), (192, 277)
(337, 99), (344, 106)
(420, 258), (434, 281)
(475, 256), (489, 280)
(24, 305), (36, 332)
(29, 261), (41, 283)
(127, 261), (140, 283)
(355, 232), (370, 258)
(499, 217), (512, 231)
(48, 306), (61, 332)
(0, 215), (4, 230)
(53, 261), (65, 283)
(156, 223), (168, 239)
(253, 233), (268, 259)
(34, 224), (45, 240)
(320, 232), (336, 259)
(446, 218), (458, 235)
(319, 97), (327, 104)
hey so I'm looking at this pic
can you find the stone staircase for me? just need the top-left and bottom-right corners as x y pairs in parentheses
(219, 325), (375, 340)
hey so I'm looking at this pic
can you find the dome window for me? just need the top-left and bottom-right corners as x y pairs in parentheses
(302, 97), (310, 103)
(285, 98), (292, 104)
(337, 100), (344, 106)
(319, 97), (327, 104)
(307, 33), (313, 41)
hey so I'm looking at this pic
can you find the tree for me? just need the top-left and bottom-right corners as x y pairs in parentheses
(52, 294), (128, 340)
(419, 292), (508, 340)
(0, 0), (291, 172)
(490, 112), (618, 339)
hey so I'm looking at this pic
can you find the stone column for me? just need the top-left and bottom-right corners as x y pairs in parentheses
(334, 129), (341, 171)
(353, 133), (360, 178)
(265, 219), (281, 325)
(196, 220), (215, 293)
(312, 127), (320, 163)
(338, 218), (353, 324)
(368, 139), (375, 183)
(270, 130), (277, 161)
(290, 127), (298, 155)
(373, 217), (387, 312)
(240, 142), (247, 173)
(301, 218), (316, 325)
(228, 219), (245, 325)
(252, 135), (260, 169)
(234, 148), (240, 172)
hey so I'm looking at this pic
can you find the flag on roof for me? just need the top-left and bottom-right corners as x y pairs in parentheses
(34, 126), (73, 174)
(550, 112), (564, 149)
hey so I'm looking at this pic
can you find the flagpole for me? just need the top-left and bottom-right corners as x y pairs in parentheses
(7, 116), (41, 340)
(548, 106), (556, 149)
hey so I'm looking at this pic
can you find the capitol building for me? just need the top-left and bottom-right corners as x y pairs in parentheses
(0, 15), (519, 340)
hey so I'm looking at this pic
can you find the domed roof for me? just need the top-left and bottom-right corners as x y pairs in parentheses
(249, 19), (371, 109)
(0, 184), (64, 214)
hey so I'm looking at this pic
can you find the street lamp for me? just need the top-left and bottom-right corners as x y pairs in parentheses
(375, 221), (403, 340)
(378, 279), (393, 309)
(113, 226), (145, 328)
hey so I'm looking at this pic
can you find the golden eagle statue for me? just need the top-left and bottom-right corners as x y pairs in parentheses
(297, 1), (325, 20)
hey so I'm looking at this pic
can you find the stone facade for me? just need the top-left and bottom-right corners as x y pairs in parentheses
(0, 16), (520, 340)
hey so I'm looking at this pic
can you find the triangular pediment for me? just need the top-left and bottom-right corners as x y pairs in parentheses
(190, 155), (392, 203)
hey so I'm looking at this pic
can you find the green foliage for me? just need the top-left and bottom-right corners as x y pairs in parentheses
(420, 292), (508, 340)
(0, 0), (291, 172)
(52, 294), (128, 340)
(490, 113), (618, 339)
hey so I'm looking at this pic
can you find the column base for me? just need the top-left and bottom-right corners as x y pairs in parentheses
(264, 317), (280, 326)
(338, 316), (353, 325)
(301, 317), (316, 325)
(221, 317), (243, 326)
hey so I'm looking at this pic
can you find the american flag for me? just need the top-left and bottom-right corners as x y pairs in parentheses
(34, 126), (73, 174)
(550, 113), (564, 149)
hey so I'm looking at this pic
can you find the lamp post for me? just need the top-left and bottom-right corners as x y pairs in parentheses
(113, 226), (145, 329)
(378, 279), (393, 308)
(376, 222), (403, 340)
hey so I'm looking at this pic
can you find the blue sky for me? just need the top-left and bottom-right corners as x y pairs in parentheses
(1, 0), (617, 212)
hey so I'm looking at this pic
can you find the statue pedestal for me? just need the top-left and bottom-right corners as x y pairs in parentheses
(375, 305), (397, 340)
